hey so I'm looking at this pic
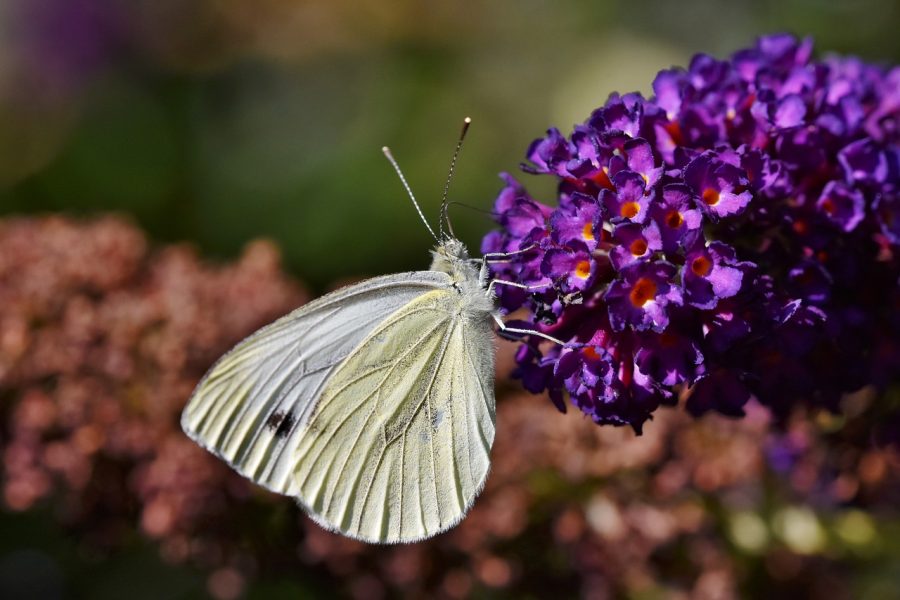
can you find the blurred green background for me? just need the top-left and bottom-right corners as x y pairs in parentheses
(2, 0), (899, 289)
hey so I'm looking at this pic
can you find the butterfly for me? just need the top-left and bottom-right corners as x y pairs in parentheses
(181, 120), (557, 543)
(182, 234), (496, 543)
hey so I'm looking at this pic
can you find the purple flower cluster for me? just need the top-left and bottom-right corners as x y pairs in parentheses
(483, 34), (900, 433)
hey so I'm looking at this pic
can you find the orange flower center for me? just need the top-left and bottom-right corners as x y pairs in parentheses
(582, 222), (594, 241)
(575, 260), (591, 279)
(664, 121), (684, 145)
(691, 255), (712, 277)
(589, 168), (614, 190)
(701, 187), (720, 206)
(583, 346), (601, 360)
(820, 197), (837, 215)
(629, 277), (657, 307)
(629, 239), (648, 256)
(665, 210), (684, 229)
(620, 201), (640, 219)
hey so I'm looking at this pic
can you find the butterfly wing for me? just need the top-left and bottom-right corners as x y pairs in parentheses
(181, 271), (452, 495)
(292, 286), (496, 543)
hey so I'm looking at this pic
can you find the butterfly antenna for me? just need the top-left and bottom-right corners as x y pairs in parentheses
(382, 146), (439, 243)
(447, 200), (495, 218)
(439, 117), (471, 240)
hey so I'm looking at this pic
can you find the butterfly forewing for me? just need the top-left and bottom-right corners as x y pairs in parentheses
(181, 272), (452, 496)
(293, 288), (495, 542)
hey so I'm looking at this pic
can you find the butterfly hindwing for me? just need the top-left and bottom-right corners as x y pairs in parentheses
(293, 287), (496, 543)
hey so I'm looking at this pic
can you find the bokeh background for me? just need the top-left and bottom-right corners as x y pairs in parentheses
(3, 0), (900, 288)
(2, 0), (900, 598)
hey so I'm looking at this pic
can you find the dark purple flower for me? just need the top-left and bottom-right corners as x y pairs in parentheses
(685, 369), (751, 417)
(701, 301), (754, 353)
(787, 260), (832, 304)
(514, 342), (566, 411)
(775, 125), (827, 170)
(589, 93), (650, 138)
(549, 193), (603, 250)
(602, 170), (654, 223)
(484, 33), (900, 434)
(609, 221), (662, 270)
(606, 260), (682, 332)
(541, 242), (596, 294)
(684, 153), (753, 219)
(838, 139), (891, 186)
(816, 180), (866, 232)
(752, 91), (809, 129)
(648, 184), (703, 253)
(864, 66), (900, 141)
(492, 172), (552, 239)
(621, 138), (663, 188)
(524, 128), (573, 176)
(652, 69), (685, 120)
(682, 242), (749, 309)
(740, 148), (789, 201)
(687, 53), (730, 92)
(634, 332), (704, 387)
(559, 342), (674, 433)
(598, 364), (674, 434)
(556, 344), (613, 399)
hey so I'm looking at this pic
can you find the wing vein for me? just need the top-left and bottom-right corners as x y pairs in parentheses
(296, 315), (449, 494)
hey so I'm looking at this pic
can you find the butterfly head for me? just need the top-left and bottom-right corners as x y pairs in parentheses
(430, 237), (470, 272)
(432, 236), (488, 286)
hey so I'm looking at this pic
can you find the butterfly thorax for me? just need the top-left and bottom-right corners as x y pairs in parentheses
(430, 238), (495, 316)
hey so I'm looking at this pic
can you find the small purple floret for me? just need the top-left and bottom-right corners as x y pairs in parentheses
(682, 242), (749, 309)
(606, 261), (682, 332)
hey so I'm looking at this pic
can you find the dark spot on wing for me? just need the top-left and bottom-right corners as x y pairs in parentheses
(432, 408), (445, 430)
(266, 411), (295, 438)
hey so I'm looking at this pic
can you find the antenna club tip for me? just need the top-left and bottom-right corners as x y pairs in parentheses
(381, 146), (390, 153)
(464, 117), (472, 124)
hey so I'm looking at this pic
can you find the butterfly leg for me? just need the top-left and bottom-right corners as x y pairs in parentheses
(485, 277), (548, 299)
(478, 244), (537, 264)
(492, 313), (566, 346)
(476, 245), (539, 285)
(485, 277), (567, 346)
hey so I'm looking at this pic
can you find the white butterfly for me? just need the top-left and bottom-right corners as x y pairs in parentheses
(181, 122), (559, 543)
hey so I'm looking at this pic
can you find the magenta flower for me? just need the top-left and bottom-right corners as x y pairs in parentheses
(601, 171), (654, 223)
(682, 242), (749, 309)
(605, 260), (682, 332)
(609, 221), (662, 270)
(816, 181), (866, 232)
(549, 193), (604, 250)
(634, 332), (705, 387)
(648, 184), (703, 253)
(542, 242), (596, 294)
(683, 153), (753, 219)
(485, 33), (900, 433)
